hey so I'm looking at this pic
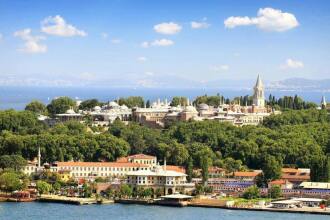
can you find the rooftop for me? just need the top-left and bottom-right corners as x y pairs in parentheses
(300, 182), (330, 189)
(234, 170), (262, 177)
(127, 167), (186, 177)
(56, 161), (149, 168)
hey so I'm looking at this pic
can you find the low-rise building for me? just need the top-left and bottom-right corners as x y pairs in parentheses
(52, 161), (150, 179)
(116, 154), (157, 166)
(268, 179), (293, 189)
(233, 170), (262, 182)
(281, 168), (310, 186)
(299, 182), (330, 190)
(126, 164), (194, 195)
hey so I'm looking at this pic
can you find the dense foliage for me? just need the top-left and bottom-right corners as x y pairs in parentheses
(79, 99), (103, 110)
(0, 101), (329, 182)
(46, 96), (76, 115)
(118, 96), (144, 108)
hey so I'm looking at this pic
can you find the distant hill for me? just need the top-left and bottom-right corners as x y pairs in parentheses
(267, 78), (330, 92)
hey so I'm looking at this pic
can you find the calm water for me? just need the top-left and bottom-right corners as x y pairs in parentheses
(0, 86), (328, 110)
(0, 203), (329, 220)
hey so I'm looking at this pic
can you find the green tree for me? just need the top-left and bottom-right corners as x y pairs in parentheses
(25, 100), (47, 115)
(36, 180), (52, 195)
(268, 185), (282, 199)
(243, 186), (260, 199)
(0, 155), (27, 171)
(142, 188), (153, 198)
(170, 97), (187, 106)
(52, 182), (61, 193)
(79, 99), (102, 110)
(118, 96), (144, 108)
(223, 157), (243, 174)
(186, 157), (193, 183)
(120, 184), (132, 198)
(262, 156), (282, 183)
(0, 171), (22, 193)
(201, 155), (209, 185)
(82, 183), (92, 198)
(47, 97), (76, 115)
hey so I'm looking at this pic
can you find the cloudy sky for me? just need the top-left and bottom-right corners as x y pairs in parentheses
(0, 0), (329, 87)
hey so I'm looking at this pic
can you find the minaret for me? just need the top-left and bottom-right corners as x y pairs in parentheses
(321, 96), (327, 109)
(37, 147), (41, 169)
(253, 74), (265, 107)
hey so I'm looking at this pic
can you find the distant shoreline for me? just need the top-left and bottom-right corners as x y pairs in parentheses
(0, 86), (328, 110)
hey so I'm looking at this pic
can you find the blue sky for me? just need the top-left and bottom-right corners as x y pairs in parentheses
(0, 0), (329, 87)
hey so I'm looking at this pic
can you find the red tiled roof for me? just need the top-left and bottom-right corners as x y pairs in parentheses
(282, 168), (299, 173)
(281, 168), (310, 181)
(269, 179), (287, 185)
(56, 161), (149, 167)
(165, 165), (186, 174)
(116, 157), (129, 162)
(281, 174), (310, 181)
(234, 171), (261, 177)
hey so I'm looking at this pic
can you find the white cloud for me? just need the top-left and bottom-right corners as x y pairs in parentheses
(137, 56), (147, 62)
(191, 21), (210, 29)
(151, 39), (174, 46)
(41, 15), (87, 37)
(154, 22), (182, 35)
(224, 8), (299, 32)
(210, 65), (230, 72)
(111, 38), (121, 44)
(191, 18), (210, 29)
(141, 39), (174, 48)
(280, 58), (304, 69)
(14, 29), (47, 53)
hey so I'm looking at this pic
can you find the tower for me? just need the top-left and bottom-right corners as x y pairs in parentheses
(253, 74), (265, 107)
(321, 96), (327, 109)
(37, 147), (41, 168)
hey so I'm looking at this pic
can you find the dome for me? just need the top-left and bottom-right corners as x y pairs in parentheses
(184, 106), (198, 113)
(198, 103), (209, 111)
(109, 101), (119, 107)
(65, 108), (76, 114)
(170, 106), (180, 112)
(120, 104), (129, 110)
(93, 106), (101, 111)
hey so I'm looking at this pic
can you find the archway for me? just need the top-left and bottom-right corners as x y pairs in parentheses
(167, 188), (173, 195)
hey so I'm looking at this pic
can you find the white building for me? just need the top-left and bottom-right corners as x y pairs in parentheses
(126, 162), (194, 195)
(52, 161), (150, 179)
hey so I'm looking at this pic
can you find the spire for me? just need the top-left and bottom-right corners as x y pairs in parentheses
(164, 157), (167, 171)
(255, 74), (263, 88)
(253, 74), (265, 107)
(321, 95), (327, 109)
